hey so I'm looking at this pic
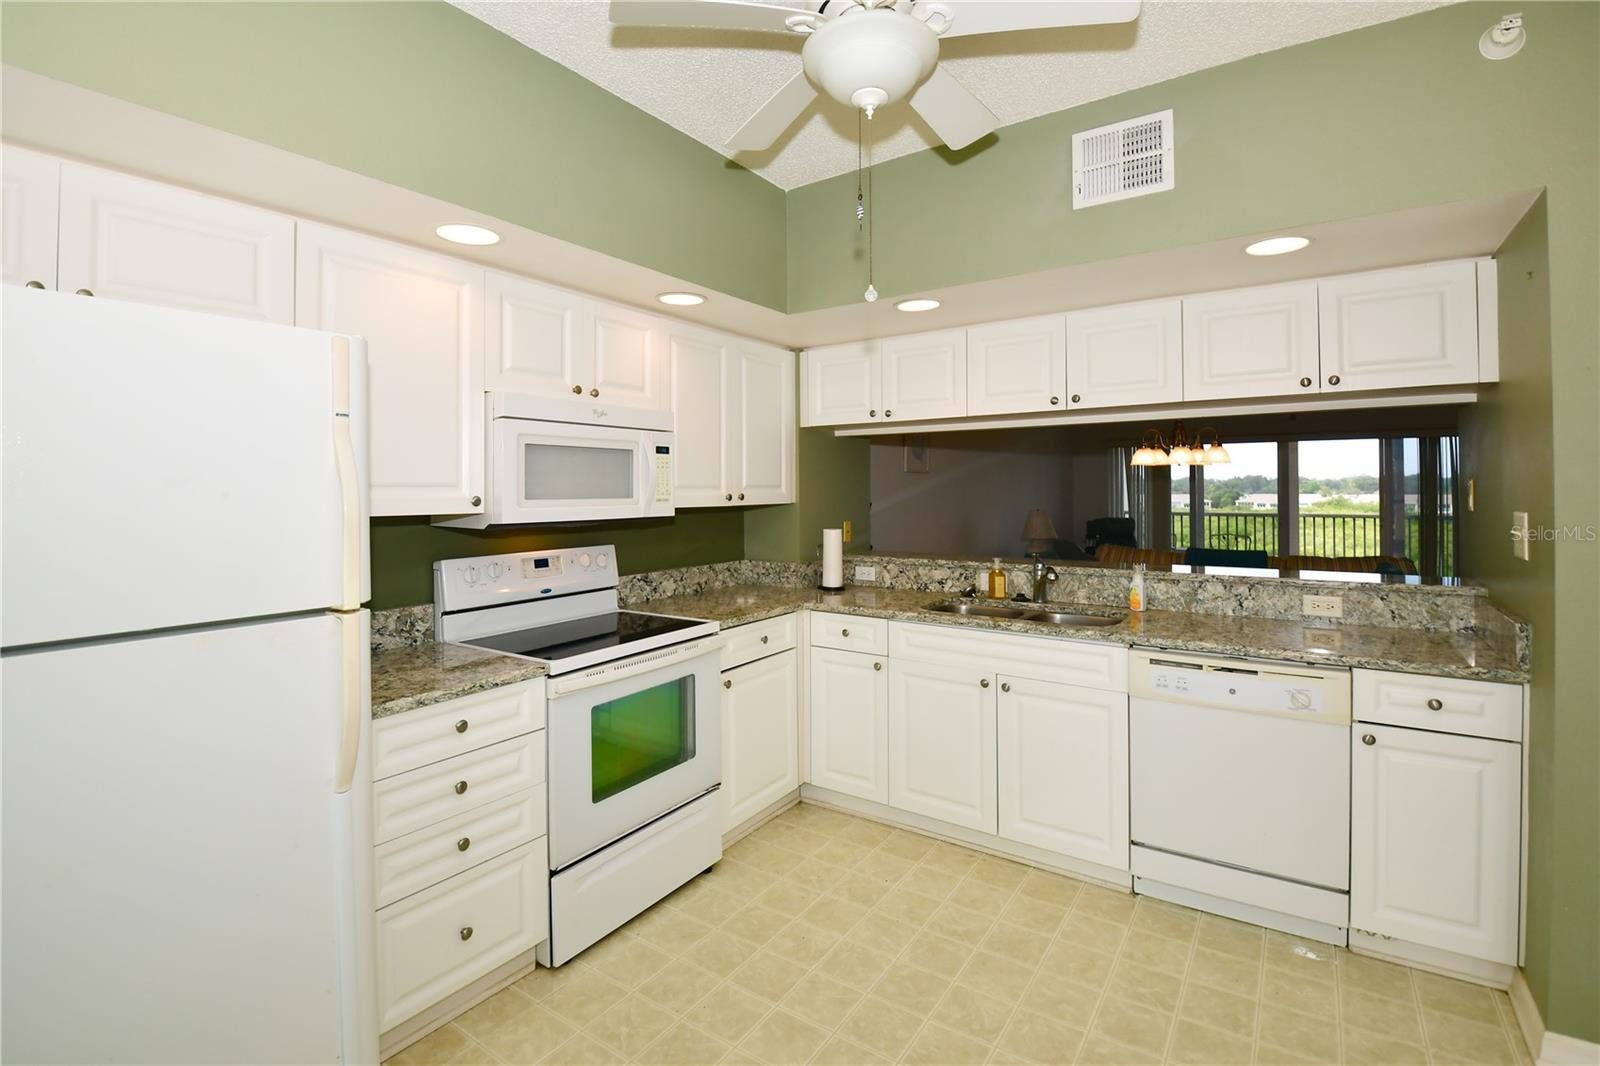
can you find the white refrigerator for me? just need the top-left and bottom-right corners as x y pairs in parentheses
(1, 287), (378, 1064)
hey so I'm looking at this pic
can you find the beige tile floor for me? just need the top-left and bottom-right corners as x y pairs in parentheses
(388, 803), (1533, 1066)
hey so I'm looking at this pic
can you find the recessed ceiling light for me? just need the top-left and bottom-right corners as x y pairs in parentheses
(1244, 236), (1311, 257)
(435, 223), (500, 246)
(896, 298), (941, 312)
(657, 292), (706, 307)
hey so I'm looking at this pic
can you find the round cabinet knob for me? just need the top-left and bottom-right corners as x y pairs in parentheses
(1361, 734), (1376, 746)
(1426, 698), (1444, 711)
(1327, 374), (1341, 386)
(75, 288), (94, 297)
(471, 495), (482, 507)
(1050, 396), (1060, 405)
(725, 493), (733, 501)
(884, 409), (893, 418)
(24, 280), (45, 289)
(1300, 377), (1313, 388)
(869, 410), (877, 418)
(590, 388), (599, 397)
(760, 635), (769, 644)
(1070, 394), (1081, 404)
(737, 493), (745, 501)
(460, 926), (474, 941)
(979, 678), (990, 688)
(840, 628), (850, 637)
(454, 780), (469, 795)
(457, 837), (471, 852)
(454, 719), (469, 734)
(723, 679), (732, 689)
(1001, 682), (1011, 693)
(572, 385), (583, 395)
(873, 661), (882, 672)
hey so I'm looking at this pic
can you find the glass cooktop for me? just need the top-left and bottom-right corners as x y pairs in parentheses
(461, 611), (703, 662)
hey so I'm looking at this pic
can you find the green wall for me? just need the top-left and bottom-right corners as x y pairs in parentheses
(745, 428), (874, 562)
(370, 513), (745, 609)
(0, 1), (787, 310)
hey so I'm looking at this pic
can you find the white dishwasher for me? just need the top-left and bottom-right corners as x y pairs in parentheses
(1129, 649), (1352, 944)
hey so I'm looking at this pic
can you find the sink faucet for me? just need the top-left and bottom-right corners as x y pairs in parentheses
(1031, 557), (1059, 603)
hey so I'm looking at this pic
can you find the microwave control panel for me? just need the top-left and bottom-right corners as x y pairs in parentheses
(654, 446), (673, 503)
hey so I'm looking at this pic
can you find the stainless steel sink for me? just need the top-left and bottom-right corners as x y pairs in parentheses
(925, 601), (1124, 627)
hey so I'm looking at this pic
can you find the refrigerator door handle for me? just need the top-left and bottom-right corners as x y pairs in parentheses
(335, 611), (365, 794)
(331, 337), (362, 612)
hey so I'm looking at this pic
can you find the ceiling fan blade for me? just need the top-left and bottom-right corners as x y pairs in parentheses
(909, 66), (998, 150)
(609, 0), (817, 33)
(727, 70), (819, 151)
(935, 1), (1140, 38)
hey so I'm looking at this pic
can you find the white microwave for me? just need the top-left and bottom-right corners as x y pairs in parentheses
(437, 393), (674, 528)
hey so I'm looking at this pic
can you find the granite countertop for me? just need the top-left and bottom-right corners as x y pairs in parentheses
(371, 640), (546, 719)
(636, 584), (1530, 684)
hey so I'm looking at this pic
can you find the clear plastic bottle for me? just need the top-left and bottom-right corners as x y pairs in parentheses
(988, 558), (1008, 600)
(1128, 563), (1147, 612)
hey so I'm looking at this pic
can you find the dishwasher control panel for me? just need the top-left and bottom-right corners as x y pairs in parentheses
(1131, 650), (1351, 723)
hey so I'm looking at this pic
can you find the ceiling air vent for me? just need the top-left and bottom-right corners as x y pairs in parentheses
(1072, 109), (1174, 209)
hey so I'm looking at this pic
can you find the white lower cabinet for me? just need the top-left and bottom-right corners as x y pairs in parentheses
(807, 646), (889, 803)
(721, 649), (799, 832)
(887, 658), (997, 834)
(1350, 723), (1520, 965)
(997, 676), (1129, 870)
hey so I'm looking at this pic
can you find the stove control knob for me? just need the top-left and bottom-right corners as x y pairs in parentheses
(597, 553), (610, 569)
(465, 565), (479, 583)
(579, 553), (592, 568)
(486, 562), (502, 580)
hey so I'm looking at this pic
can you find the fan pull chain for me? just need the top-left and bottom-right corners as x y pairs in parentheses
(863, 108), (877, 303)
(855, 110), (865, 224)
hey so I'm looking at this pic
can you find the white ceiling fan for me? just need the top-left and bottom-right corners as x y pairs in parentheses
(610, 0), (1141, 152)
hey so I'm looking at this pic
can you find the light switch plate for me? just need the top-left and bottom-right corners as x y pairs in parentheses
(854, 565), (877, 583)
(1303, 595), (1344, 619)
(1512, 511), (1530, 561)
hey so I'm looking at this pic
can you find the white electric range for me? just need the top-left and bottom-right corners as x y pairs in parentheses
(434, 545), (724, 965)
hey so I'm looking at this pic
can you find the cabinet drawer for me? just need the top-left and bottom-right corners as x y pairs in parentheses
(1353, 670), (1521, 742)
(373, 680), (546, 781)
(722, 614), (798, 671)
(810, 612), (888, 655)
(374, 732), (546, 845)
(374, 789), (547, 908)
(896, 622), (1128, 693)
(377, 839), (549, 1031)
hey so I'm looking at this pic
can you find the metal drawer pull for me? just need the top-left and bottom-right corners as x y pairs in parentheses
(457, 837), (471, 852)
(841, 628), (850, 637)
(24, 280), (45, 289)
(1361, 734), (1376, 745)
(454, 780), (469, 795)
(76, 288), (95, 297)
(460, 926), (474, 941)
(455, 719), (469, 734)
(1426, 698), (1444, 711)
(1001, 682), (1011, 692)
(723, 679), (732, 689)
(873, 661), (882, 672)
(761, 635), (769, 644)
(979, 678), (990, 688)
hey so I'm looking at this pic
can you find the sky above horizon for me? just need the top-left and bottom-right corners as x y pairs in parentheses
(1173, 437), (1380, 481)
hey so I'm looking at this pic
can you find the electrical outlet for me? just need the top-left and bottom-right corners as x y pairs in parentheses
(842, 520), (853, 543)
(1303, 595), (1344, 619)
(854, 565), (878, 583)
(1512, 511), (1530, 561)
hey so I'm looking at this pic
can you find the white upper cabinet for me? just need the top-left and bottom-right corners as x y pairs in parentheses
(887, 658), (997, 834)
(966, 314), (1067, 415)
(1064, 299), (1183, 410)
(585, 300), (666, 408)
(997, 676), (1128, 871)
(296, 222), (485, 517)
(721, 649), (800, 833)
(1350, 724), (1520, 965)
(484, 271), (584, 398)
(1319, 261), (1480, 392)
(726, 342), (795, 506)
(57, 162), (294, 324)
(802, 341), (880, 427)
(881, 328), (967, 422)
(1182, 281), (1319, 401)
(667, 327), (731, 508)
(807, 647), (889, 804)
(2, 145), (60, 291)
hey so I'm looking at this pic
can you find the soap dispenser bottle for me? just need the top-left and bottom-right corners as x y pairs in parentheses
(988, 558), (1008, 600)
(1128, 563), (1147, 612)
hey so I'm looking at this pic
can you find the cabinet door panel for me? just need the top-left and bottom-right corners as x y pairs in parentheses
(485, 271), (586, 398)
(1350, 725), (1519, 964)
(802, 342), (880, 426)
(1319, 261), (1479, 391)
(881, 329), (967, 422)
(586, 300), (665, 408)
(729, 343), (795, 505)
(722, 650), (799, 831)
(296, 223), (484, 516)
(967, 315), (1067, 415)
(2, 145), (60, 290)
(888, 659), (996, 833)
(1183, 282), (1319, 401)
(997, 677), (1128, 870)
(1064, 299), (1183, 409)
(668, 328), (730, 507)
(58, 162), (293, 324)
(807, 648), (888, 803)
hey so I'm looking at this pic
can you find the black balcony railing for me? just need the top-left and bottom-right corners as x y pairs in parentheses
(1169, 510), (1454, 575)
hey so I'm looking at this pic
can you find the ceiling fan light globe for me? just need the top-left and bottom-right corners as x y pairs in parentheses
(802, 9), (938, 111)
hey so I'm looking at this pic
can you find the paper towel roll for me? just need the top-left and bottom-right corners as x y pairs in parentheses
(821, 528), (845, 590)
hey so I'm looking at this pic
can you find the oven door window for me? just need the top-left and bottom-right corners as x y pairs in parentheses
(591, 675), (695, 803)
(524, 442), (635, 502)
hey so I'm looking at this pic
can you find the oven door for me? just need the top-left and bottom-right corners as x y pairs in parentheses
(546, 641), (721, 869)
(490, 417), (668, 524)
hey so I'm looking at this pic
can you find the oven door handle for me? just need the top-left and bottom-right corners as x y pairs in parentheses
(548, 637), (723, 697)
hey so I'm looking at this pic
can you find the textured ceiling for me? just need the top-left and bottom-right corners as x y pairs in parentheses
(454, 0), (1451, 189)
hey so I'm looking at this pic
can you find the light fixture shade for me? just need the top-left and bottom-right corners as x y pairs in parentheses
(1021, 508), (1058, 543)
(1130, 446), (1167, 466)
(1169, 444), (1194, 465)
(1207, 442), (1231, 464)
